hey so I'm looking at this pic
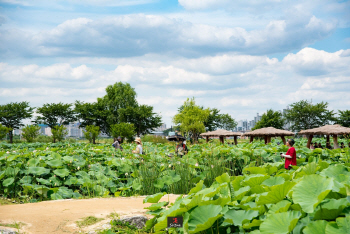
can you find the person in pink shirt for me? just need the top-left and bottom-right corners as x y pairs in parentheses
(280, 139), (297, 170)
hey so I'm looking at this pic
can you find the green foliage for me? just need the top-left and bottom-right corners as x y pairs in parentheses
(335, 110), (350, 127)
(285, 100), (334, 132)
(217, 113), (237, 131)
(51, 125), (68, 143)
(173, 98), (210, 142)
(0, 124), (12, 140)
(253, 109), (285, 130)
(0, 101), (34, 143)
(21, 125), (41, 143)
(84, 125), (101, 144)
(76, 216), (104, 227)
(110, 123), (135, 142)
(35, 102), (76, 128)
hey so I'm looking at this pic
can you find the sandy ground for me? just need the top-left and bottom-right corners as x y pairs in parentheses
(0, 195), (179, 234)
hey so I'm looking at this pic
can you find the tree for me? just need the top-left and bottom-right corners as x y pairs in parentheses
(75, 100), (109, 134)
(0, 124), (12, 140)
(217, 114), (237, 131)
(110, 123), (135, 142)
(252, 109), (285, 130)
(22, 125), (41, 142)
(35, 103), (76, 142)
(173, 98), (210, 142)
(0, 102), (34, 143)
(119, 104), (162, 136)
(51, 126), (68, 142)
(284, 100), (334, 132)
(203, 108), (221, 131)
(335, 110), (350, 127)
(83, 125), (100, 144)
(99, 82), (138, 134)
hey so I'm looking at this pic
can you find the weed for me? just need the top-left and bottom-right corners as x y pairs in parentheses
(76, 216), (104, 228)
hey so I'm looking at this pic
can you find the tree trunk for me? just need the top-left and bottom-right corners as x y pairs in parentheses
(306, 135), (313, 149)
(333, 135), (339, 149)
(9, 130), (13, 144)
(53, 137), (56, 143)
(93, 137), (96, 144)
(234, 136), (238, 145)
(281, 136), (286, 145)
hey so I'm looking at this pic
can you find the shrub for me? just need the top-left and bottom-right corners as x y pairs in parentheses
(21, 125), (41, 142)
(51, 125), (68, 143)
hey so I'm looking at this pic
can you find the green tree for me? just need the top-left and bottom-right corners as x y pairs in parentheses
(83, 125), (100, 144)
(203, 108), (221, 131)
(217, 113), (237, 131)
(75, 100), (109, 134)
(110, 122), (135, 142)
(0, 102), (34, 143)
(0, 124), (12, 140)
(22, 125), (41, 142)
(252, 109), (285, 130)
(119, 104), (162, 136)
(51, 126), (68, 142)
(173, 98), (210, 142)
(335, 110), (350, 127)
(284, 100), (334, 132)
(35, 103), (76, 142)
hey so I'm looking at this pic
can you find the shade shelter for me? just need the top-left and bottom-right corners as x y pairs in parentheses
(242, 127), (294, 145)
(298, 124), (350, 149)
(200, 129), (242, 144)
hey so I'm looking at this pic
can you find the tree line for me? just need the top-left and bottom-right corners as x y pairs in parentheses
(0, 82), (162, 143)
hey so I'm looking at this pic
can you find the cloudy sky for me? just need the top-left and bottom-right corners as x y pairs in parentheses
(1, 0), (350, 126)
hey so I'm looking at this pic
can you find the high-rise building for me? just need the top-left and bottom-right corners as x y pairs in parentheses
(67, 122), (83, 138)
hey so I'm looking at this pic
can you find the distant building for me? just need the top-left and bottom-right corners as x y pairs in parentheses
(45, 127), (52, 136)
(154, 124), (167, 132)
(67, 122), (83, 138)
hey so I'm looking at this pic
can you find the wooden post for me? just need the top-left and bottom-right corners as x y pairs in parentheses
(306, 135), (313, 149)
(264, 136), (267, 144)
(206, 136), (209, 143)
(333, 135), (339, 149)
(250, 136), (253, 143)
(267, 136), (271, 144)
(219, 136), (224, 144)
(281, 136), (286, 145)
(234, 136), (238, 145)
(326, 135), (330, 143)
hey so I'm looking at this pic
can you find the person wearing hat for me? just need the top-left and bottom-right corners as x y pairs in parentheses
(175, 139), (188, 157)
(112, 136), (123, 151)
(132, 137), (143, 154)
(280, 139), (297, 170)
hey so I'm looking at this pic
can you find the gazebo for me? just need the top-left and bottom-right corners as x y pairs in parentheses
(200, 129), (242, 145)
(242, 127), (294, 145)
(298, 124), (350, 149)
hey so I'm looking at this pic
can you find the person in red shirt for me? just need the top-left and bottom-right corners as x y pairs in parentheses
(280, 139), (297, 170)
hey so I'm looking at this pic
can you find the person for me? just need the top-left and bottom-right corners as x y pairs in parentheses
(340, 142), (345, 148)
(175, 139), (188, 157)
(318, 143), (323, 149)
(280, 139), (297, 170)
(326, 142), (333, 150)
(132, 137), (143, 154)
(112, 136), (123, 151)
(310, 142), (315, 150)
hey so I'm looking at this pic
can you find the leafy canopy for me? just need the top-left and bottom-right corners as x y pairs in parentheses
(35, 102), (76, 128)
(334, 110), (350, 127)
(0, 123), (12, 140)
(110, 122), (135, 142)
(22, 125), (41, 142)
(83, 125), (100, 144)
(253, 109), (285, 130)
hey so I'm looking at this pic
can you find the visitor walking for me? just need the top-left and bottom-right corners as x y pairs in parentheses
(112, 136), (123, 151)
(280, 139), (297, 170)
(132, 137), (143, 155)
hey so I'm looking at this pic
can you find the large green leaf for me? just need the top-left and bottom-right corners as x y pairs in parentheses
(46, 159), (63, 168)
(243, 167), (267, 175)
(234, 186), (250, 201)
(143, 192), (166, 204)
(27, 158), (40, 167)
(303, 220), (327, 234)
(313, 198), (350, 220)
(257, 181), (295, 205)
(241, 174), (270, 187)
(224, 210), (259, 227)
(262, 176), (285, 187)
(2, 177), (14, 187)
(28, 167), (50, 175)
(216, 173), (231, 184)
(36, 178), (51, 186)
(144, 201), (169, 211)
(186, 204), (223, 233)
(188, 180), (204, 195)
(260, 211), (301, 234)
(292, 174), (333, 213)
(155, 202), (187, 232)
(53, 168), (70, 177)
(267, 200), (291, 215)
(325, 216), (350, 234)
(320, 165), (350, 178)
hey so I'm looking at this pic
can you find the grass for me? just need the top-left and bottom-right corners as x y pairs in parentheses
(0, 221), (25, 233)
(76, 216), (104, 228)
(0, 198), (14, 205)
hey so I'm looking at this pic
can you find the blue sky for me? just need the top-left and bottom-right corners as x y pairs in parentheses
(1, 0), (350, 126)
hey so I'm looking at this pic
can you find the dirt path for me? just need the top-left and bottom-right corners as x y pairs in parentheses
(0, 195), (179, 234)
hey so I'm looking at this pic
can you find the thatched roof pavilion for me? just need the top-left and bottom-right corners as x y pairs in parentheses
(298, 124), (350, 149)
(242, 127), (294, 145)
(200, 129), (242, 144)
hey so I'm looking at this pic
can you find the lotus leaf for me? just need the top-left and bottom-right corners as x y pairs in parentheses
(186, 204), (223, 233)
(242, 174), (270, 187)
(313, 198), (349, 220)
(144, 201), (169, 211)
(303, 220), (327, 234)
(224, 209), (259, 227)
(28, 167), (50, 175)
(188, 180), (204, 195)
(325, 216), (350, 234)
(53, 168), (70, 177)
(267, 200), (291, 215)
(2, 177), (14, 187)
(36, 178), (51, 186)
(216, 173), (230, 183)
(262, 176), (285, 186)
(320, 165), (350, 178)
(143, 192), (166, 203)
(260, 211), (301, 234)
(257, 181), (295, 205)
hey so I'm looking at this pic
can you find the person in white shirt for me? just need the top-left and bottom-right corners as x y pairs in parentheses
(112, 136), (123, 151)
(132, 137), (143, 154)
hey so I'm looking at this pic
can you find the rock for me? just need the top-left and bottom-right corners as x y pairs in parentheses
(119, 215), (148, 229)
(0, 229), (17, 234)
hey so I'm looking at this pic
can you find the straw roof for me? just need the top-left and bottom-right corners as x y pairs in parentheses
(298, 124), (350, 135)
(200, 129), (242, 137)
(242, 127), (294, 137)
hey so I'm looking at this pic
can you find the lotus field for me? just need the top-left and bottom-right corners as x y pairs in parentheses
(1, 139), (350, 233)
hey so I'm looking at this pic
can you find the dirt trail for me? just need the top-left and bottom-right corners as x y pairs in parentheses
(0, 195), (179, 234)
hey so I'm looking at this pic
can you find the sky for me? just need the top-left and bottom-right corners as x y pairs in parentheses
(1, 0), (350, 127)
